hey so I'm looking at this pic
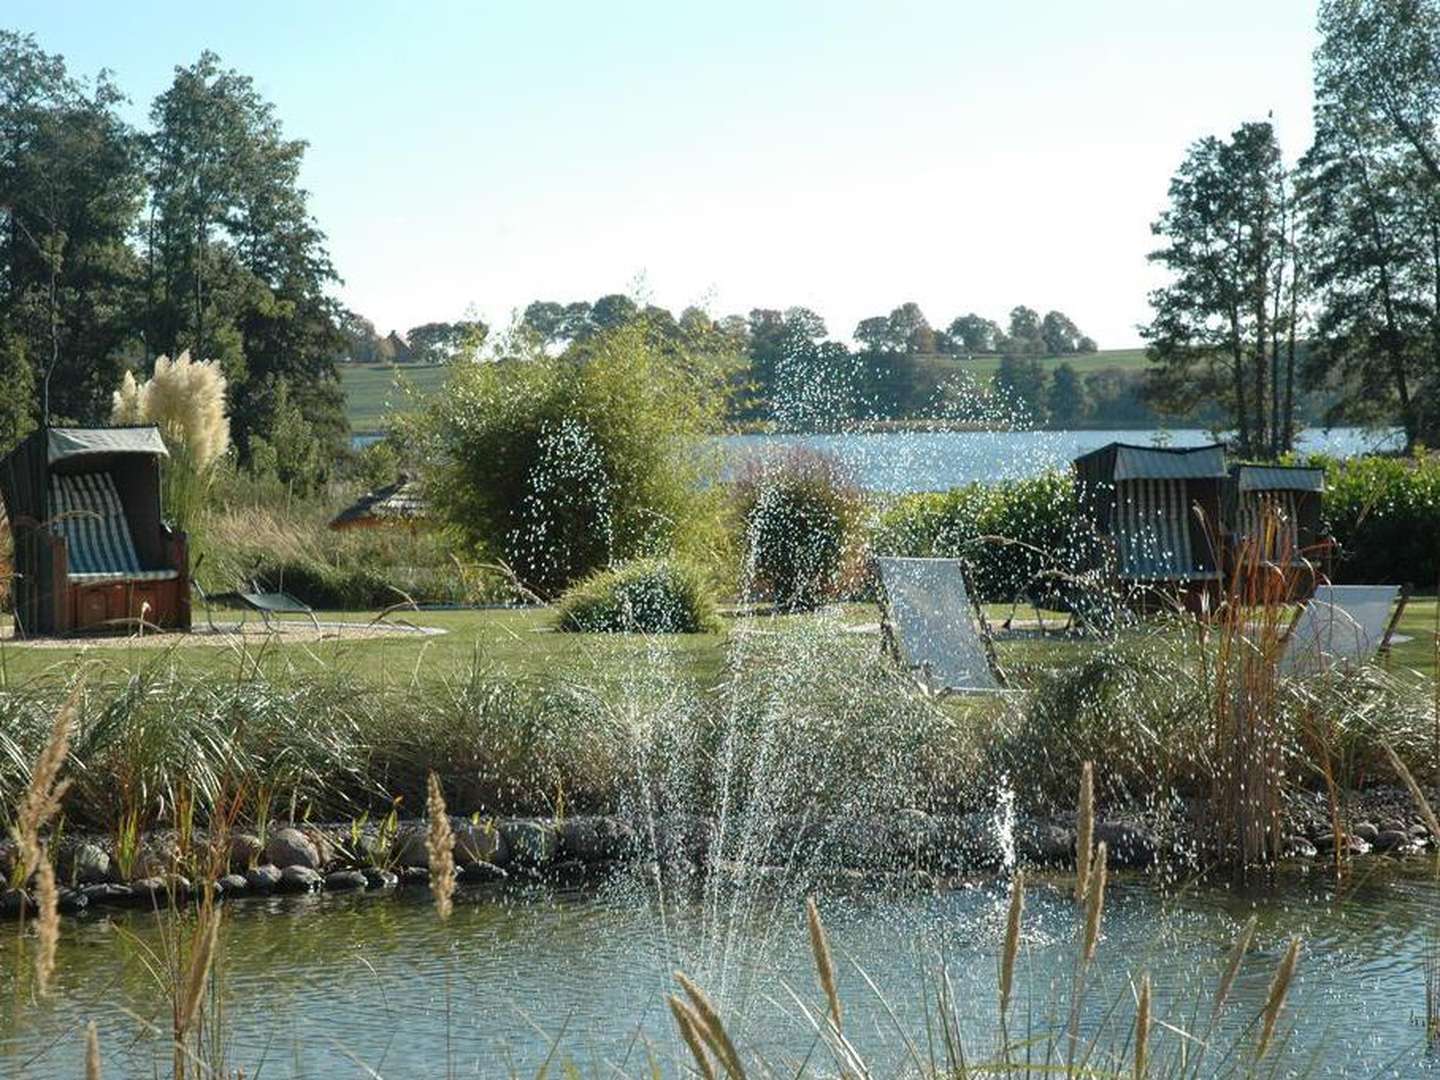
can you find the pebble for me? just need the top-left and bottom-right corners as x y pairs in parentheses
(325, 870), (368, 891)
(245, 865), (282, 893)
(277, 866), (323, 893)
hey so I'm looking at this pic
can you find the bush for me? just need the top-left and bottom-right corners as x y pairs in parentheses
(734, 449), (865, 610)
(871, 471), (1102, 606)
(412, 320), (726, 598)
(555, 558), (721, 634)
(1318, 452), (1440, 587)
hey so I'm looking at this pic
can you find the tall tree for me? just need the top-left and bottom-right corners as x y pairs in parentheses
(1004, 306), (1045, 355)
(1142, 121), (1299, 457)
(0, 32), (143, 435)
(947, 313), (1000, 354)
(145, 52), (346, 458)
(1305, 0), (1440, 448)
(1046, 362), (1090, 426)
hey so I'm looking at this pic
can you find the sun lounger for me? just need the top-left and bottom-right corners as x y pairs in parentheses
(1281, 584), (1409, 676)
(874, 557), (1010, 695)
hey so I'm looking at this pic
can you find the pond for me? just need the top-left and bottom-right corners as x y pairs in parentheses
(3, 865), (1436, 1077)
(721, 427), (1402, 492)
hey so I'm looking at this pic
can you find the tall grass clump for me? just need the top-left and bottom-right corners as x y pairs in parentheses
(412, 319), (727, 598)
(112, 350), (231, 535)
(734, 448), (865, 611)
(555, 558), (721, 634)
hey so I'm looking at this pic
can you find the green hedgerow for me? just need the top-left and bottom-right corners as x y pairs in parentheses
(555, 558), (721, 634)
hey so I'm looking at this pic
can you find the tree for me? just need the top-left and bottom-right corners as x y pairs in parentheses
(1141, 121), (1300, 457)
(1304, 0), (1440, 449)
(887, 301), (933, 353)
(853, 315), (894, 353)
(145, 52), (347, 460)
(947, 313), (1000, 354)
(994, 355), (1048, 424)
(0, 32), (143, 428)
(590, 293), (638, 331)
(1040, 310), (1084, 354)
(1004, 306), (1045, 355)
(1046, 362), (1090, 427)
(407, 320), (487, 364)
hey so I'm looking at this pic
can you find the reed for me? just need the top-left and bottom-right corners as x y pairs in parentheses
(1075, 760), (1094, 901)
(85, 1020), (102, 1080)
(33, 854), (58, 996)
(1082, 840), (1107, 964)
(667, 994), (717, 1080)
(1257, 936), (1301, 1060)
(12, 691), (74, 881)
(1212, 914), (1257, 1017)
(1134, 971), (1151, 1079)
(1384, 741), (1440, 842)
(674, 970), (746, 1080)
(999, 870), (1023, 1022)
(805, 896), (841, 1030)
(426, 771), (456, 920)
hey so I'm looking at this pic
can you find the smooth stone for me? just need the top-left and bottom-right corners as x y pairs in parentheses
(557, 816), (633, 862)
(1352, 822), (1380, 843)
(68, 842), (112, 885)
(264, 828), (320, 871)
(217, 873), (249, 895)
(54, 887), (87, 914)
(399, 866), (430, 886)
(80, 883), (133, 905)
(1283, 835), (1318, 859)
(130, 876), (170, 902)
(230, 834), (263, 872)
(457, 861), (507, 884)
(325, 870), (368, 891)
(456, 820), (509, 867)
(277, 866), (323, 893)
(501, 820), (559, 869)
(1094, 821), (1159, 868)
(245, 865), (283, 893)
(1016, 821), (1074, 865)
(1374, 829), (1411, 852)
(362, 868), (399, 890)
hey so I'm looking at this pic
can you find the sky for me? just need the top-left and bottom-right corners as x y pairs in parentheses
(11, 1), (1321, 349)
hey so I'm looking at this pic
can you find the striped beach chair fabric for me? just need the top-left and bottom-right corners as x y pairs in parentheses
(1113, 478), (1209, 580)
(49, 472), (179, 582)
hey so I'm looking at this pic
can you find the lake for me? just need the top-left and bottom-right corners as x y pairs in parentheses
(2, 867), (1435, 1077)
(356, 427), (1401, 492)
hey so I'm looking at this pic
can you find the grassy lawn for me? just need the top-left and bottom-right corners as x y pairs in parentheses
(3, 594), (1432, 689)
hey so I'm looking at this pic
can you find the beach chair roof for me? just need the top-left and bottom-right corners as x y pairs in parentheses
(1234, 464), (1324, 493)
(46, 425), (168, 465)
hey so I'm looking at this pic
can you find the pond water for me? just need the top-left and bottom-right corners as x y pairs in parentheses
(3, 866), (1436, 1077)
(721, 427), (1402, 492)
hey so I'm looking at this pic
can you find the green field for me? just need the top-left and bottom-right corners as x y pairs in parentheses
(339, 349), (1150, 433)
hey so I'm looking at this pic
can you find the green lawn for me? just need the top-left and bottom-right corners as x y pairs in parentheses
(3, 594), (1433, 690)
(338, 349), (1149, 433)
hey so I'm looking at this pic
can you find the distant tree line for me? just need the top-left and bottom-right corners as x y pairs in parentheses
(1144, 0), (1440, 456)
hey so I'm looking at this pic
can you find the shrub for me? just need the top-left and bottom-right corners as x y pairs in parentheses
(871, 471), (1102, 606)
(412, 320), (726, 598)
(555, 558), (720, 634)
(1318, 452), (1440, 587)
(733, 449), (865, 610)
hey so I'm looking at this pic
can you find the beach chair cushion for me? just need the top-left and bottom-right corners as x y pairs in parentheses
(875, 557), (1000, 692)
(49, 472), (178, 583)
(1282, 584), (1400, 675)
(1114, 478), (1216, 581)
(1236, 490), (1302, 562)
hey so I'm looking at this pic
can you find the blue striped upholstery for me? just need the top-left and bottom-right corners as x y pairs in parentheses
(49, 472), (178, 583)
(1236, 491), (1301, 561)
(1114, 478), (1218, 581)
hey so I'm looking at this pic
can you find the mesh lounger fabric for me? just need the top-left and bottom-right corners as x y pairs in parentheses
(1282, 584), (1400, 675)
(49, 472), (178, 583)
(875, 557), (1001, 692)
(1114, 478), (1216, 581)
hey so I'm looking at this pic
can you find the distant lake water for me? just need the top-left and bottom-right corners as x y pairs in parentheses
(353, 427), (1400, 494)
(721, 427), (1400, 492)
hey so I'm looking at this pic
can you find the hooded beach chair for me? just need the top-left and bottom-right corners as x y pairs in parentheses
(874, 557), (1009, 695)
(0, 426), (190, 634)
(1281, 584), (1409, 676)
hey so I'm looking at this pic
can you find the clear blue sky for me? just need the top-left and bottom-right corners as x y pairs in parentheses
(11, 1), (1319, 348)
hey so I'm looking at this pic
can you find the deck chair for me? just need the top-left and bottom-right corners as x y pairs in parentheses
(874, 557), (1010, 695)
(231, 583), (321, 631)
(1281, 584), (1410, 676)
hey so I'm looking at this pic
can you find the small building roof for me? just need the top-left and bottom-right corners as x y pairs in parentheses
(329, 475), (428, 529)
(1075, 441), (1228, 481)
(47, 426), (168, 464)
(1234, 464), (1325, 493)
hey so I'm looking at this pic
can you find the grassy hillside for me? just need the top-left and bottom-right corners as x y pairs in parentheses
(339, 349), (1150, 432)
